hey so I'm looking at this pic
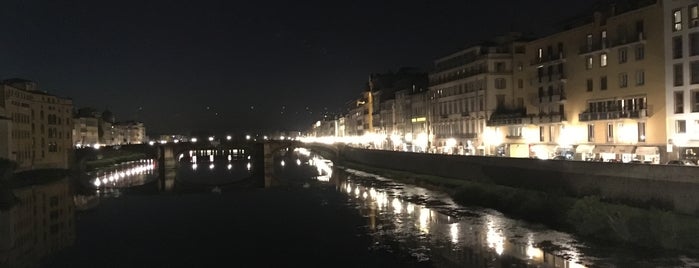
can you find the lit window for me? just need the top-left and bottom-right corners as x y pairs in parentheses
(600, 53), (607, 67)
(691, 5), (698, 28)
(674, 9), (683, 32)
(585, 56), (593, 69)
(637, 122), (646, 142)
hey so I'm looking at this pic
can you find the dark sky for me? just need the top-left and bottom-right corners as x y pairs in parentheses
(0, 0), (591, 135)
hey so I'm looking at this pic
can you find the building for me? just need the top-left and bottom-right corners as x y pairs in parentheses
(115, 121), (146, 145)
(72, 108), (99, 148)
(0, 79), (73, 170)
(490, 1), (667, 163)
(665, 0), (699, 163)
(429, 34), (525, 155)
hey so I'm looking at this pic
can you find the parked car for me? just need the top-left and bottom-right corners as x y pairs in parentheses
(552, 155), (568, 160)
(666, 160), (697, 166)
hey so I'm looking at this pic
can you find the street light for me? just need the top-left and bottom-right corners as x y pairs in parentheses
(191, 138), (198, 143)
(245, 135), (251, 140)
(226, 135), (232, 141)
(208, 136), (214, 141)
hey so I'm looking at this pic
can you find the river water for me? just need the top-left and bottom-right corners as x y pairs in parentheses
(2, 148), (698, 267)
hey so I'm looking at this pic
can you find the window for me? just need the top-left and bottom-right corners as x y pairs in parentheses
(517, 97), (524, 108)
(539, 126), (545, 142)
(675, 64), (684, 86)
(537, 48), (543, 60)
(495, 62), (506, 72)
(635, 70), (645, 86)
(638, 122), (646, 142)
(518, 79), (523, 89)
(537, 67), (543, 82)
(607, 123), (614, 142)
(691, 4), (698, 28)
(618, 48), (627, 63)
(690, 33), (699, 56)
(585, 56), (593, 69)
(586, 78), (593, 92)
(619, 73), (628, 88)
(587, 124), (595, 142)
(675, 91), (685, 114)
(674, 9), (683, 32)
(547, 65), (553, 82)
(674, 36), (683, 59)
(586, 34), (593, 49)
(692, 61), (699, 84)
(601, 30), (607, 47)
(601, 76), (607, 90)
(600, 53), (608, 67)
(508, 127), (522, 138)
(691, 90), (699, 113)
(495, 78), (506, 89)
(676, 120), (687, 134)
(496, 94), (505, 107)
(635, 44), (644, 60)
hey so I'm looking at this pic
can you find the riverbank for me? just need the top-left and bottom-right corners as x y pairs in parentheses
(339, 161), (699, 253)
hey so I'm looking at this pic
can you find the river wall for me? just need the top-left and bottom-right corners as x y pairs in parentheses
(335, 145), (699, 215)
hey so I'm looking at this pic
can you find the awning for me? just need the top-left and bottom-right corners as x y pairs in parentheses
(635, 146), (660, 155)
(575, 144), (595, 154)
(593, 145), (615, 154)
(614, 145), (635, 154)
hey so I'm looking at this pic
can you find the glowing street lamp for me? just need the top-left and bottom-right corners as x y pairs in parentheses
(208, 136), (214, 141)
(226, 135), (232, 141)
(245, 135), (251, 140)
(191, 138), (198, 143)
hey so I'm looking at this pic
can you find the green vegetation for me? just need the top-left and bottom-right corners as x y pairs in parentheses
(340, 161), (699, 253)
(85, 151), (148, 170)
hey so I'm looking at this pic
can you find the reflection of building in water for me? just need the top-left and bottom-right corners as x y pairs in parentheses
(0, 177), (75, 268)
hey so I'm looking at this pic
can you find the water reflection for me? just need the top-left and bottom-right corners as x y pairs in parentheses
(91, 159), (157, 188)
(330, 165), (592, 267)
(0, 177), (75, 268)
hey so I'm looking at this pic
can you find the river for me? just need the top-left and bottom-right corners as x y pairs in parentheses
(1, 147), (698, 267)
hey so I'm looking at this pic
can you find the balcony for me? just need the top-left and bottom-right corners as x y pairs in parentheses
(611, 32), (646, 47)
(530, 113), (566, 124)
(487, 108), (527, 126)
(530, 52), (566, 66)
(579, 40), (609, 55)
(578, 109), (647, 122)
(535, 90), (566, 104)
(436, 133), (478, 139)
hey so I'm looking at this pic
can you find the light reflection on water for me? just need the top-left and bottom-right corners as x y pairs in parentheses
(335, 169), (590, 267)
(90, 159), (157, 189)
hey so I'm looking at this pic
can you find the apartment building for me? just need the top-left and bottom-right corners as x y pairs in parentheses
(665, 0), (699, 163)
(429, 34), (524, 155)
(490, 1), (667, 163)
(0, 79), (73, 170)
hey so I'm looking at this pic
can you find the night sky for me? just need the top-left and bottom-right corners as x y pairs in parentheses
(0, 0), (591, 135)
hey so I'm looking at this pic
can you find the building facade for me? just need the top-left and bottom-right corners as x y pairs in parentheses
(0, 79), (73, 170)
(490, 1), (668, 163)
(430, 34), (524, 155)
(665, 0), (699, 163)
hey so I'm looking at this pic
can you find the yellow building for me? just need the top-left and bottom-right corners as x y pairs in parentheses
(0, 79), (73, 170)
(429, 34), (526, 155)
(490, 2), (667, 163)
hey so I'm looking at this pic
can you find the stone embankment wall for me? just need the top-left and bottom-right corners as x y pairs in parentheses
(334, 146), (699, 215)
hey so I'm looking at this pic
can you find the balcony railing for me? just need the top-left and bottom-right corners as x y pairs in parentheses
(487, 112), (566, 126)
(579, 40), (610, 55)
(536, 90), (566, 104)
(611, 32), (646, 47)
(578, 109), (647, 122)
(530, 52), (566, 66)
